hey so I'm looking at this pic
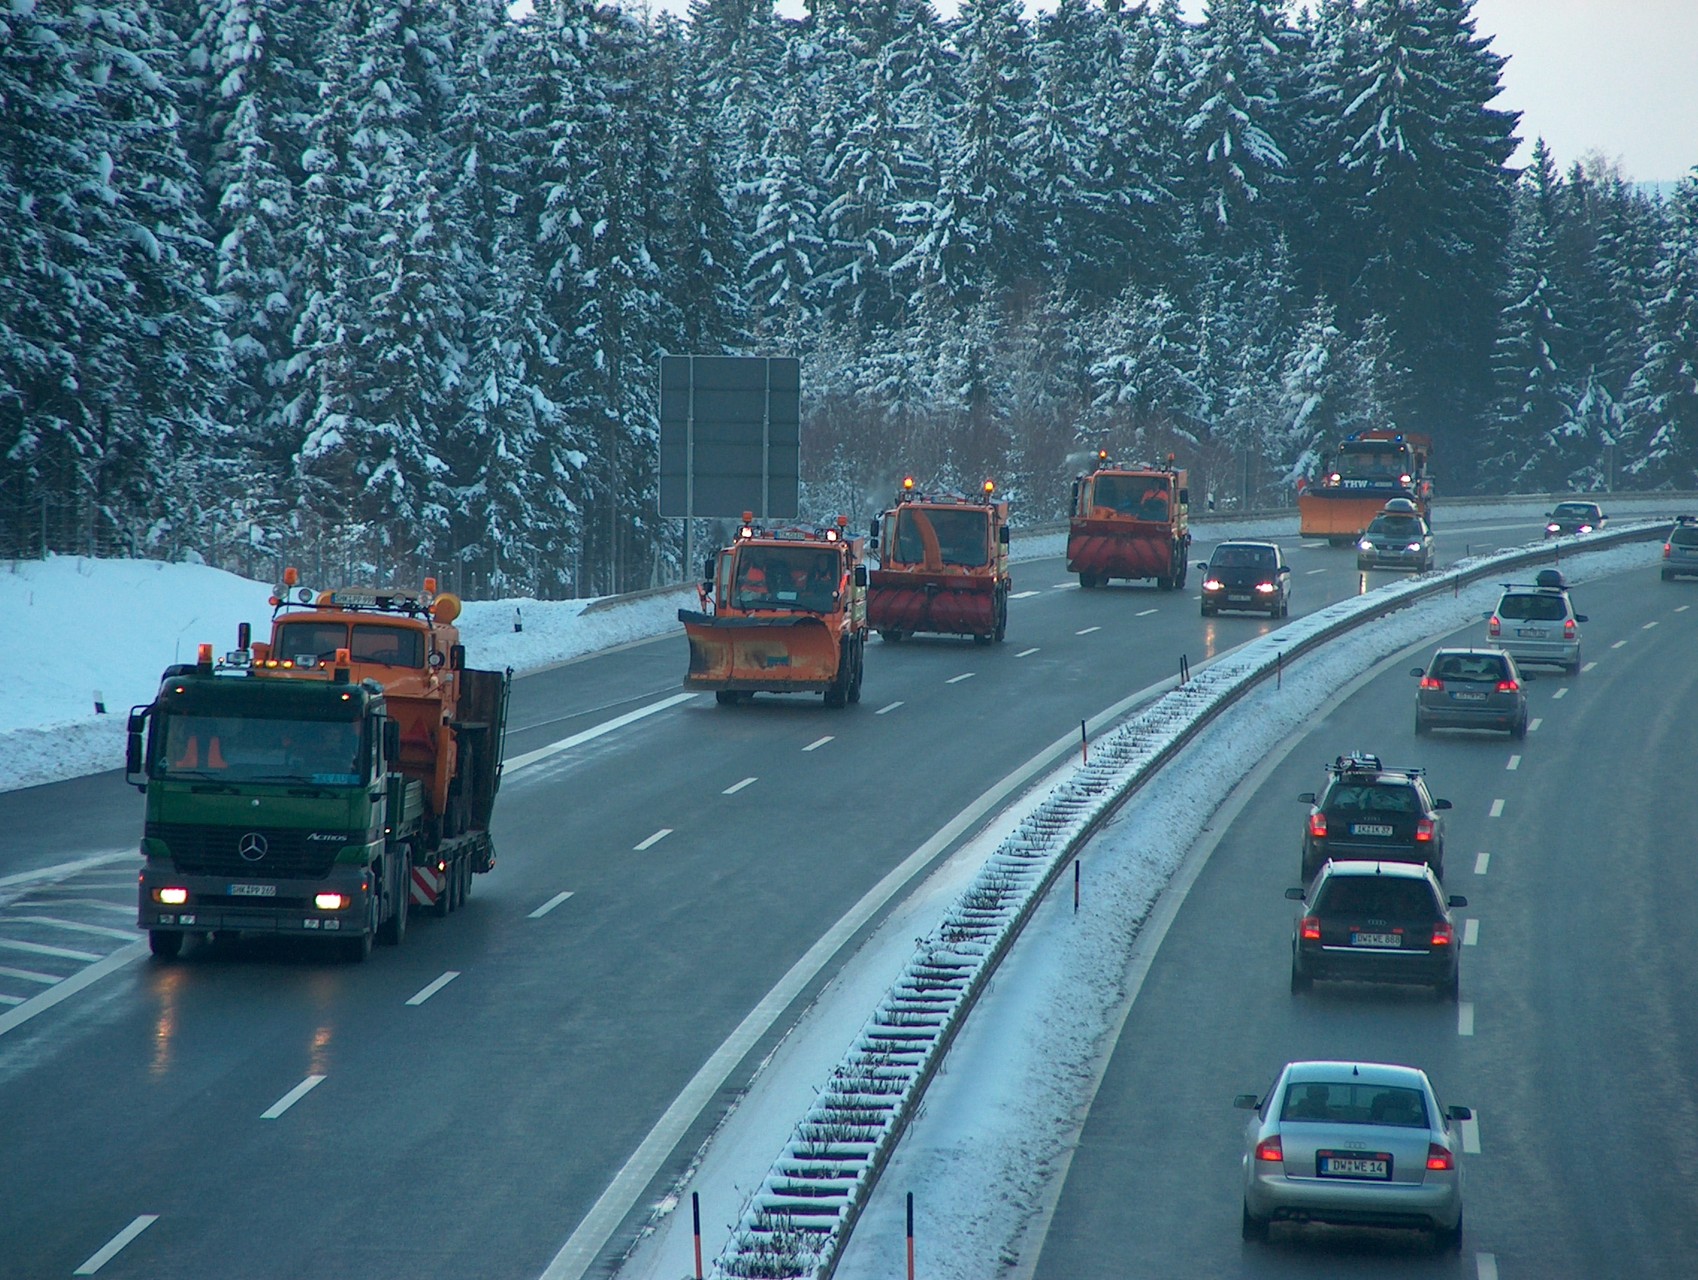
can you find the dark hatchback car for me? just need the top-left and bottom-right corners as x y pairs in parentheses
(1544, 500), (1605, 538)
(1662, 515), (1698, 581)
(1288, 861), (1467, 1000)
(1198, 541), (1291, 617)
(1299, 755), (1451, 882)
(1412, 647), (1531, 738)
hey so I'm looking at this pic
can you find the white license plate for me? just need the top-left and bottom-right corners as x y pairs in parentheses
(1351, 823), (1394, 837)
(1352, 931), (1402, 947)
(1228, 594), (1251, 602)
(229, 883), (277, 897)
(1452, 691), (1487, 701)
(1320, 1153), (1390, 1179)
(1517, 627), (1544, 637)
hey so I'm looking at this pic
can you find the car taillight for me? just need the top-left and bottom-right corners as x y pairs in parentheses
(1300, 915), (1321, 941)
(1203, 577), (1223, 591)
(1256, 1137), (1284, 1163)
(1496, 679), (1519, 692)
(1488, 615), (1501, 637)
(1415, 818), (1434, 842)
(1426, 1142), (1455, 1171)
(1420, 676), (1444, 690)
(1309, 813), (1327, 839)
(1255, 581), (1276, 593)
(1564, 619), (1576, 638)
(1430, 922), (1454, 947)
(1666, 543), (1674, 558)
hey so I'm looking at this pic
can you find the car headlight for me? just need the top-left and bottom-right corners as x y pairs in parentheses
(1578, 524), (1593, 533)
(1358, 539), (1372, 551)
(1546, 523), (1560, 533)
(1407, 542), (1423, 552)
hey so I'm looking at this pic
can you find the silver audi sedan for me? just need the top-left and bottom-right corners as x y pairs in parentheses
(1236, 1060), (1470, 1250)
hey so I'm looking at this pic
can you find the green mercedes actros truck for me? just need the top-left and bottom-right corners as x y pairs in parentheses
(129, 579), (508, 962)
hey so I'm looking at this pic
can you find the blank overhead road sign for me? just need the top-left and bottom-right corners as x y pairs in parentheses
(659, 355), (800, 519)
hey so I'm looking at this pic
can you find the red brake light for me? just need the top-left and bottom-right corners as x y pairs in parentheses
(1426, 1142), (1455, 1171)
(1564, 619), (1576, 638)
(1256, 1136), (1284, 1163)
(1415, 818), (1434, 842)
(1666, 542), (1673, 558)
(1300, 915), (1321, 941)
(1430, 921), (1454, 947)
(1420, 676), (1444, 690)
(1496, 679), (1519, 692)
(1487, 615), (1501, 636)
(1308, 813), (1327, 839)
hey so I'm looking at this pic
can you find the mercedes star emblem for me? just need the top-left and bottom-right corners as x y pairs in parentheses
(238, 832), (269, 862)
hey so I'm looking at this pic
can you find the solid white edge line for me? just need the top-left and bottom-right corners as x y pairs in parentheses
(0, 940), (146, 1040)
(802, 736), (834, 751)
(406, 971), (461, 1005)
(261, 1074), (326, 1120)
(633, 829), (673, 851)
(722, 777), (758, 793)
(73, 1214), (159, 1275)
(529, 892), (576, 918)
(874, 702), (903, 716)
(1458, 1002), (1475, 1037)
(506, 693), (697, 774)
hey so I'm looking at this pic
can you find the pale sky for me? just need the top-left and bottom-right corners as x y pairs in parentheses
(741, 0), (1696, 184)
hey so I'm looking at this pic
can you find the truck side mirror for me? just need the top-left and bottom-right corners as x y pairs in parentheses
(1178, 487), (1189, 505)
(384, 720), (401, 762)
(998, 525), (1010, 545)
(703, 557), (716, 585)
(853, 565), (868, 587)
(125, 706), (149, 790)
(1070, 479), (1081, 511)
(450, 643), (466, 671)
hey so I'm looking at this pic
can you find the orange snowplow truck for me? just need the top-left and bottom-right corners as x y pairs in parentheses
(1299, 429), (1434, 545)
(251, 569), (509, 912)
(866, 477), (1011, 644)
(679, 514), (869, 707)
(1067, 452), (1191, 589)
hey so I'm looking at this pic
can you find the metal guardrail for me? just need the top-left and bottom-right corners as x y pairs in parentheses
(708, 519), (1669, 1278)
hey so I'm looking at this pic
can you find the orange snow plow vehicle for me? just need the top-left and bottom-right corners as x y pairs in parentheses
(1066, 452), (1191, 589)
(866, 477), (1011, 644)
(679, 514), (869, 707)
(1299, 429), (1434, 545)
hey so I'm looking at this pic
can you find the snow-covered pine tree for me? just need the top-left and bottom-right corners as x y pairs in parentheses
(1624, 176), (1698, 488)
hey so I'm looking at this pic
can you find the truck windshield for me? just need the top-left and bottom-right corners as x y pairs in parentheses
(273, 621), (424, 668)
(1087, 475), (1168, 520)
(158, 714), (362, 785)
(732, 547), (842, 611)
(893, 508), (990, 566)
(1336, 445), (1409, 479)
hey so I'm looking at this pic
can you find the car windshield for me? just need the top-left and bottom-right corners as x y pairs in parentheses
(1281, 1081), (1429, 1127)
(1211, 546), (1274, 569)
(1314, 877), (1440, 919)
(1498, 594), (1566, 622)
(1432, 654), (1506, 681)
(1553, 503), (1596, 519)
(1368, 516), (1422, 536)
(1325, 784), (1415, 813)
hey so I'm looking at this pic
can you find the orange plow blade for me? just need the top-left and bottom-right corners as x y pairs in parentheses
(678, 611), (842, 693)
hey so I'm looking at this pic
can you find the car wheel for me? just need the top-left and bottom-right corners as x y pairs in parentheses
(1290, 958), (1312, 994)
(1242, 1202), (1270, 1243)
(1415, 710), (1429, 736)
(1512, 711), (1528, 740)
(1662, 569), (1673, 582)
(1434, 1209), (1463, 1253)
(1568, 655), (1582, 676)
(1438, 967), (1460, 1002)
(1201, 604), (1214, 617)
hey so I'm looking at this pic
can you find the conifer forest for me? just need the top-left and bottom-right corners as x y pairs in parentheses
(3, 0), (1695, 597)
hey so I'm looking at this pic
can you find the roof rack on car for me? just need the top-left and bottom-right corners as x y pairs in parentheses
(1327, 753), (1424, 779)
(1675, 515), (1698, 525)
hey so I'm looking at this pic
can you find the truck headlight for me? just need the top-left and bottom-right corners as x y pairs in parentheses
(154, 887), (189, 906)
(314, 893), (351, 911)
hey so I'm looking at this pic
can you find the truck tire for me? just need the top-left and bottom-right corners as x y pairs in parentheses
(994, 589), (1008, 642)
(149, 930), (183, 960)
(825, 642), (852, 708)
(436, 857), (453, 917)
(380, 853), (409, 944)
(848, 638), (864, 703)
(880, 629), (905, 643)
(344, 930), (373, 963)
(1078, 571), (1098, 589)
(460, 857), (473, 904)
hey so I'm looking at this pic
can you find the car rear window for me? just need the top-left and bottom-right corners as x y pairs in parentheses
(1315, 877), (1440, 920)
(1324, 783), (1415, 813)
(1281, 1082), (1429, 1127)
(1497, 594), (1566, 621)
(1433, 654), (1506, 681)
(1671, 526), (1698, 547)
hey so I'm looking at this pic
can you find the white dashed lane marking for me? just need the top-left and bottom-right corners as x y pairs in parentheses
(1506, 755), (1520, 771)
(1015, 648), (1039, 658)
(1009, 590), (1041, 600)
(802, 736), (834, 752)
(74, 1215), (159, 1276)
(1076, 626), (1101, 636)
(261, 1075), (326, 1120)
(722, 777), (757, 794)
(1489, 799), (1505, 818)
(1463, 918), (1480, 946)
(1052, 581), (1078, 590)
(1611, 640), (1628, 649)
(1552, 688), (1568, 700)
(1462, 1114), (1482, 1154)
(633, 828), (673, 850)
(874, 702), (903, 715)
(1474, 852), (1490, 875)
(529, 892), (575, 918)
(1477, 1253), (1499, 1280)
(1677, 605), (1691, 613)
(1529, 717), (1542, 731)
(1305, 567), (1328, 575)
(1583, 661), (1598, 671)
(1458, 1002), (1475, 1036)
(1643, 620), (1659, 629)
(1136, 608), (1158, 617)
(406, 971), (460, 1004)
(946, 673), (975, 684)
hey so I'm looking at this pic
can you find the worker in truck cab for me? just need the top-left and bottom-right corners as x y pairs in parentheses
(736, 558), (770, 603)
(1139, 483), (1170, 521)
